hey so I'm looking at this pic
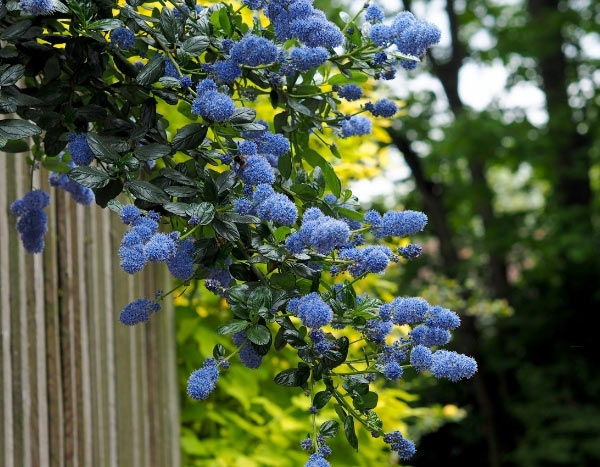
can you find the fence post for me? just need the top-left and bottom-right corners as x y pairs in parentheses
(0, 150), (180, 467)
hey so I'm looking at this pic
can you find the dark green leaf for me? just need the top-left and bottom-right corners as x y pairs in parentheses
(283, 329), (307, 348)
(160, 8), (178, 43)
(1, 139), (29, 153)
(212, 218), (240, 242)
(327, 71), (368, 85)
(87, 19), (124, 31)
(246, 324), (271, 345)
(278, 152), (292, 180)
(0, 119), (41, 139)
(0, 64), (25, 87)
(353, 391), (378, 410)
(134, 143), (171, 161)
(186, 202), (215, 224)
(218, 8), (231, 35)
(303, 148), (341, 197)
(1, 20), (32, 40)
(230, 107), (256, 124)
(212, 344), (227, 359)
(136, 55), (165, 86)
(85, 133), (119, 162)
(127, 180), (169, 203)
(337, 207), (363, 222)
(172, 123), (207, 150)
(248, 286), (272, 312)
(67, 167), (110, 189)
(182, 36), (210, 55)
(319, 420), (339, 438)
(314, 391), (332, 409)
(273, 363), (310, 387)
(344, 416), (358, 451)
(216, 320), (249, 335)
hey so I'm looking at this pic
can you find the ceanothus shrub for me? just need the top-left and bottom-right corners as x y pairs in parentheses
(0, 0), (475, 463)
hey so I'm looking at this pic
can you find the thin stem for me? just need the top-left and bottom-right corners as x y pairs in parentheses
(332, 369), (377, 376)
(180, 224), (200, 240)
(341, 6), (366, 33)
(310, 377), (318, 451)
(332, 389), (384, 436)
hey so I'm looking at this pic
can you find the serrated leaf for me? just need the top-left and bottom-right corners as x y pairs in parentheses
(248, 286), (272, 312)
(186, 202), (215, 224)
(230, 107), (256, 124)
(319, 419), (339, 438)
(0, 119), (41, 139)
(0, 64), (25, 87)
(134, 143), (171, 161)
(86, 133), (119, 162)
(172, 123), (207, 150)
(216, 320), (249, 335)
(136, 55), (165, 86)
(67, 167), (110, 189)
(182, 36), (210, 55)
(274, 363), (310, 387)
(160, 8), (178, 43)
(87, 19), (124, 31)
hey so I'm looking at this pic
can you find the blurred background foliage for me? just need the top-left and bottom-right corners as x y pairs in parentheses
(166, 0), (600, 465)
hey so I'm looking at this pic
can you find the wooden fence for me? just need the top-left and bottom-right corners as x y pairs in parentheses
(0, 152), (181, 467)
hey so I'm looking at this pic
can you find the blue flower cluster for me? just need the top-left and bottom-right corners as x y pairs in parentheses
(119, 298), (160, 326)
(338, 245), (396, 276)
(163, 57), (179, 78)
(365, 209), (428, 238)
(285, 208), (350, 255)
(234, 183), (297, 225)
(10, 190), (50, 253)
(49, 164), (94, 205)
(241, 155), (275, 185)
(290, 47), (329, 72)
(233, 331), (263, 368)
(205, 261), (232, 296)
(67, 133), (94, 166)
(264, 0), (343, 49)
(187, 358), (220, 400)
(19, 0), (55, 15)
(305, 453), (330, 467)
(109, 27), (135, 50)
(365, 4), (385, 24)
(368, 11), (441, 69)
(214, 60), (242, 84)
(166, 239), (195, 280)
(398, 243), (422, 259)
(430, 350), (478, 381)
(335, 84), (363, 101)
(289, 292), (333, 328)
(383, 431), (416, 460)
(230, 34), (278, 67)
(240, 121), (291, 168)
(341, 116), (372, 138)
(192, 79), (236, 122)
(366, 98), (398, 117)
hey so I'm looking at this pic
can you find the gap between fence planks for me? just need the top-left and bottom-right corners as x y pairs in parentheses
(0, 151), (181, 467)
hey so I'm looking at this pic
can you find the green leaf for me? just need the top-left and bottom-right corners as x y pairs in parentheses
(274, 363), (310, 387)
(0, 119), (41, 139)
(182, 36), (210, 55)
(172, 123), (208, 150)
(219, 8), (232, 35)
(313, 391), (332, 409)
(42, 158), (70, 173)
(85, 133), (119, 162)
(0, 139), (29, 153)
(327, 71), (368, 85)
(160, 8), (178, 43)
(216, 320), (249, 335)
(246, 324), (271, 345)
(134, 143), (171, 161)
(337, 207), (363, 222)
(248, 286), (272, 312)
(230, 107), (256, 124)
(163, 202), (191, 216)
(0, 20), (32, 41)
(353, 391), (378, 410)
(67, 167), (110, 189)
(127, 180), (170, 203)
(303, 148), (341, 197)
(344, 416), (358, 451)
(186, 202), (215, 224)
(319, 420), (339, 438)
(278, 152), (292, 180)
(87, 19), (124, 31)
(270, 272), (295, 289)
(0, 64), (25, 87)
(212, 218), (240, 242)
(136, 55), (165, 86)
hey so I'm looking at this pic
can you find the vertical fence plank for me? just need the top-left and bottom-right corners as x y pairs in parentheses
(0, 146), (180, 466)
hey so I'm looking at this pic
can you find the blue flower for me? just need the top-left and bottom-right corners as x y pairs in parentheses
(215, 60), (242, 84)
(19, 0), (55, 15)
(383, 361), (403, 380)
(205, 261), (232, 296)
(292, 16), (344, 48)
(257, 132), (290, 157)
(187, 358), (220, 400)
(370, 24), (393, 46)
(120, 205), (141, 225)
(337, 84), (363, 101)
(243, 0), (266, 9)
(395, 19), (441, 58)
(119, 298), (160, 326)
(324, 194), (337, 204)
(340, 245), (393, 276)
(290, 46), (329, 72)
(365, 4), (385, 24)
(341, 116), (372, 138)
(257, 193), (298, 225)
(376, 210), (428, 237)
(119, 242), (146, 274)
(234, 198), (254, 215)
(365, 319), (393, 344)
(287, 297), (301, 314)
(131, 216), (159, 243)
(163, 57), (179, 78)
(110, 27), (135, 50)
(241, 155), (275, 186)
(297, 293), (333, 328)
(373, 51), (387, 66)
(383, 431), (416, 460)
(392, 297), (429, 325)
(230, 34), (278, 66)
(49, 171), (94, 205)
(179, 76), (193, 88)
(364, 209), (382, 226)
(368, 98), (397, 117)
(285, 233), (305, 254)
(238, 140), (258, 156)
(410, 345), (433, 371)
(233, 332), (263, 369)
(10, 190), (50, 253)
(253, 184), (275, 204)
(196, 78), (217, 94)
(308, 218), (350, 254)
(166, 239), (195, 280)
(379, 303), (393, 321)
(300, 437), (313, 451)
(192, 90), (236, 122)
(398, 243), (422, 259)
(67, 133), (94, 166)
(430, 350), (477, 381)
(409, 325), (450, 347)
(144, 233), (177, 262)
(425, 306), (461, 330)
(305, 453), (330, 467)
